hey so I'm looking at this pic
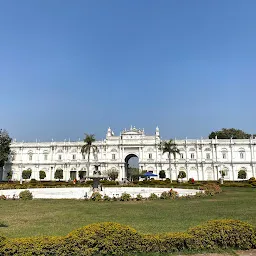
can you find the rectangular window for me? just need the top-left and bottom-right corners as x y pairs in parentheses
(29, 155), (32, 161)
(222, 153), (226, 159)
(72, 154), (76, 160)
(112, 154), (115, 160)
(240, 152), (244, 159)
(180, 153), (184, 159)
(206, 153), (210, 159)
(58, 155), (62, 160)
(149, 153), (152, 159)
(44, 154), (48, 161)
(191, 153), (194, 159)
(82, 154), (85, 160)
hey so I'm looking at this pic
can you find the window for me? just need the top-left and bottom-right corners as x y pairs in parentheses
(72, 154), (76, 160)
(29, 154), (32, 161)
(191, 153), (194, 159)
(112, 154), (115, 160)
(240, 152), (244, 159)
(44, 154), (48, 161)
(222, 153), (226, 159)
(12, 154), (16, 161)
(180, 153), (184, 159)
(206, 153), (210, 159)
(58, 155), (62, 160)
(82, 154), (85, 160)
(149, 153), (152, 159)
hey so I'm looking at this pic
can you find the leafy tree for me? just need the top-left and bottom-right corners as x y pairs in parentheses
(39, 170), (46, 180)
(178, 171), (186, 179)
(54, 169), (63, 181)
(159, 170), (166, 179)
(219, 170), (226, 178)
(238, 170), (247, 179)
(107, 170), (119, 181)
(209, 128), (252, 139)
(159, 139), (180, 183)
(0, 129), (12, 180)
(22, 169), (32, 180)
(81, 134), (98, 175)
(127, 168), (142, 182)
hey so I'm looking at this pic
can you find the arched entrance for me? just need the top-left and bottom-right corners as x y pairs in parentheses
(125, 154), (139, 181)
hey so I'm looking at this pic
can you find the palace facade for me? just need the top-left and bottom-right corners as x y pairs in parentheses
(1, 126), (256, 181)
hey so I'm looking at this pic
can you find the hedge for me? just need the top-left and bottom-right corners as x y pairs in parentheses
(0, 219), (256, 255)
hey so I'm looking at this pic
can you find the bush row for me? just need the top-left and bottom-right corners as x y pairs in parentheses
(0, 220), (255, 255)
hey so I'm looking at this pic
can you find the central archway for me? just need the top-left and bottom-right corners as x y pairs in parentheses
(125, 154), (139, 181)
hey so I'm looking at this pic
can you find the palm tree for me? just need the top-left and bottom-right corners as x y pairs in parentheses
(81, 134), (98, 176)
(159, 139), (180, 183)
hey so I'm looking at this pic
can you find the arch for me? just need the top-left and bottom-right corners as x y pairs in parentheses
(189, 167), (198, 180)
(125, 154), (139, 181)
(110, 148), (118, 153)
(238, 148), (245, 152)
(146, 147), (154, 152)
(221, 148), (228, 152)
(205, 167), (214, 180)
(189, 148), (196, 151)
(204, 148), (211, 152)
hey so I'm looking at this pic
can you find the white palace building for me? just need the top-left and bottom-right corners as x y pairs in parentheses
(1, 126), (256, 182)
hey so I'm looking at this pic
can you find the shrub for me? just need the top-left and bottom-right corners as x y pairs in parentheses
(54, 169), (63, 181)
(160, 191), (170, 199)
(136, 194), (143, 201)
(159, 170), (166, 179)
(238, 170), (247, 179)
(66, 222), (142, 255)
(30, 178), (37, 185)
(103, 195), (111, 201)
(178, 171), (186, 179)
(188, 178), (195, 184)
(188, 219), (256, 250)
(107, 170), (119, 181)
(249, 177), (255, 184)
(120, 192), (131, 201)
(19, 190), (33, 200)
(148, 193), (158, 200)
(200, 183), (222, 195)
(169, 189), (178, 199)
(22, 169), (32, 180)
(141, 232), (196, 253)
(90, 192), (102, 201)
(39, 170), (46, 180)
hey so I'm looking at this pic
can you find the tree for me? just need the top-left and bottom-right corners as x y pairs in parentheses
(39, 170), (46, 180)
(6, 170), (12, 181)
(81, 134), (98, 176)
(22, 169), (32, 180)
(0, 129), (12, 180)
(127, 168), (142, 182)
(208, 128), (253, 139)
(78, 170), (86, 180)
(159, 170), (166, 179)
(54, 169), (63, 181)
(238, 170), (247, 180)
(159, 139), (180, 183)
(107, 170), (119, 181)
(178, 171), (186, 180)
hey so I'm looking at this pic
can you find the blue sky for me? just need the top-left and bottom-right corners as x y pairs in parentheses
(1, 1), (256, 141)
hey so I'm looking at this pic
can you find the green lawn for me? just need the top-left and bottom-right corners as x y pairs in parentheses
(0, 187), (255, 238)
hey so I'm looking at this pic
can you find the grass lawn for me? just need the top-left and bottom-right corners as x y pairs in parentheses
(0, 187), (255, 238)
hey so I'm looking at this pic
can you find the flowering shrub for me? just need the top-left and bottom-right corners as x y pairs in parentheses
(200, 183), (222, 195)
(120, 192), (131, 201)
(19, 190), (33, 200)
(148, 193), (158, 200)
(90, 192), (102, 201)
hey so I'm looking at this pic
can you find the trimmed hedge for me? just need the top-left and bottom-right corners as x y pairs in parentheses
(0, 219), (256, 255)
(188, 219), (256, 250)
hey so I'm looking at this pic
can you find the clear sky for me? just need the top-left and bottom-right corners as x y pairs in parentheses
(1, 1), (256, 142)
